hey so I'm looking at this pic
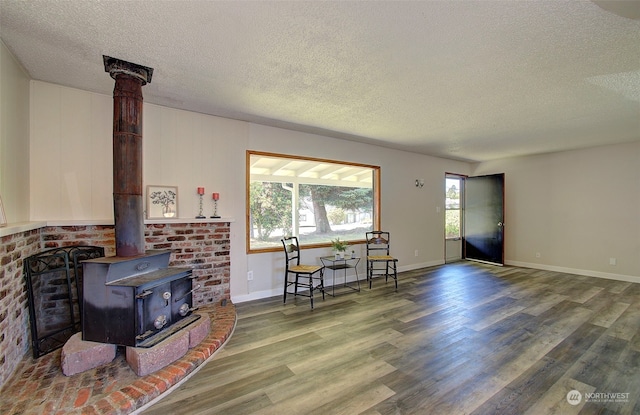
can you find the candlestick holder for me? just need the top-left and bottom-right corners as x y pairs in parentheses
(196, 194), (206, 218)
(196, 187), (206, 218)
(211, 200), (220, 218)
(211, 192), (220, 218)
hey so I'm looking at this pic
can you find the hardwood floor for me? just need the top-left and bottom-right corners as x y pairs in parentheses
(142, 262), (640, 415)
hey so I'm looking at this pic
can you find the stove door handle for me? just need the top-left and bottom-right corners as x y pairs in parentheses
(136, 290), (153, 299)
(174, 284), (201, 303)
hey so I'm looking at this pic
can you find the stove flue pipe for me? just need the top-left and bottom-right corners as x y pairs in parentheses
(103, 56), (154, 257)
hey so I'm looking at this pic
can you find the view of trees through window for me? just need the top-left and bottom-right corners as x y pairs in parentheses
(248, 152), (379, 252)
(445, 176), (462, 238)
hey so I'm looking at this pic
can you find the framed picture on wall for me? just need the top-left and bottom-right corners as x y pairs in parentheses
(146, 185), (178, 219)
(0, 195), (6, 227)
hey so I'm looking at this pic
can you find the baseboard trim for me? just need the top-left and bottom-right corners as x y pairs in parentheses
(399, 260), (444, 272)
(232, 289), (282, 303)
(506, 260), (640, 284)
(233, 260), (446, 304)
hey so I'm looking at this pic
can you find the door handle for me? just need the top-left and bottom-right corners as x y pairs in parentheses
(498, 222), (503, 227)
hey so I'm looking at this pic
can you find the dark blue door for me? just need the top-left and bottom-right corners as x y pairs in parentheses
(464, 173), (504, 265)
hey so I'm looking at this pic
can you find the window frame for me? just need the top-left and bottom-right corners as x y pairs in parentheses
(246, 150), (381, 254)
(445, 173), (466, 240)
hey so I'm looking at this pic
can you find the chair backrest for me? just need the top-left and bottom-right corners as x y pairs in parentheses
(366, 231), (391, 256)
(282, 236), (301, 268)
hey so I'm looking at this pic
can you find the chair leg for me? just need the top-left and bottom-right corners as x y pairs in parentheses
(393, 261), (398, 291)
(283, 275), (288, 304)
(309, 275), (314, 309)
(366, 257), (369, 277)
(366, 260), (398, 291)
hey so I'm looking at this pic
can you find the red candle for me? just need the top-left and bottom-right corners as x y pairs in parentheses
(212, 192), (220, 201)
(197, 187), (205, 195)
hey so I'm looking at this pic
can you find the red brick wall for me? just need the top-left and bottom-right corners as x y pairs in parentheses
(42, 225), (116, 256)
(144, 222), (231, 305)
(0, 229), (42, 387)
(40, 222), (231, 305)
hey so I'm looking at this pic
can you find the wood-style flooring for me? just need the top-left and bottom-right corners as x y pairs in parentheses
(142, 262), (640, 415)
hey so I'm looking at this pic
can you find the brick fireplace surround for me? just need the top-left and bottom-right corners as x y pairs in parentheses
(0, 220), (234, 414)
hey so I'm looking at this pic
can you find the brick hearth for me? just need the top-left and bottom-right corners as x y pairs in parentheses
(0, 302), (235, 415)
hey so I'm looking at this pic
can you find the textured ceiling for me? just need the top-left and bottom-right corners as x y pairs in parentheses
(1, 0), (638, 162)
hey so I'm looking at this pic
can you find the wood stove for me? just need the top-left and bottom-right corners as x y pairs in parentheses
(82, 250), (199, 347)
(78, 57), (201, 350)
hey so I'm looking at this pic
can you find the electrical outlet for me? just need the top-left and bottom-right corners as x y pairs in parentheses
(247, 271), (254, 281)
(414, 250), (419, 257)
(609, 258), (617, 266)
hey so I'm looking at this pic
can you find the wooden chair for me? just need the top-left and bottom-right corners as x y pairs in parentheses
(366, 231), (398, 291)
(282, 236), (325, 309)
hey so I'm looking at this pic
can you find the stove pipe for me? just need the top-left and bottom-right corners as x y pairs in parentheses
(103, 56), (154, 257)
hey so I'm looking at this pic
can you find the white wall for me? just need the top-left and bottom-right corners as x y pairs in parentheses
(28, 81), (470, 301)
(473, 142), (640, 281)
(30, 82), (112, 220)
(0, 41), (30, 223)
(238, 124), (470, 300)
(27, 80), (638, 301)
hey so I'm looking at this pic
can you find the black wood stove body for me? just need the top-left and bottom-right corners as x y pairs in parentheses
(82, 250), (199, 348)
